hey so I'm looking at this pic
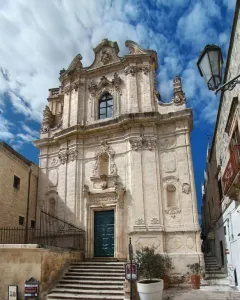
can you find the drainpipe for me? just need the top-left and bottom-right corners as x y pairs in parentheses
(25, 165), (32, 244)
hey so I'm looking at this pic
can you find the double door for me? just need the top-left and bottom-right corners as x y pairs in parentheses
(94, 210), (114, 257)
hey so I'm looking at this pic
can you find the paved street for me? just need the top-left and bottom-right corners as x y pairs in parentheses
(163, 288), (240, 300)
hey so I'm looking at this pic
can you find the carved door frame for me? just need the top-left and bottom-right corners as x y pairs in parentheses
(85, 198), (125, 259)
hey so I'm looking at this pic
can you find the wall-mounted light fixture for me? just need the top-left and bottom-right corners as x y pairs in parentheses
(197, 44), (240, 95)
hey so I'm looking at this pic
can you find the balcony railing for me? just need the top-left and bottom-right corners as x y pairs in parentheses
(0, 211), (85, 251)
(222, 145), (240, 195)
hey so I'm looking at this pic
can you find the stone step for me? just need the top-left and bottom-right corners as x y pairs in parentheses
(205, 273), (228, 279)
(68, 268), (125, 273)
(205, 259), (218, 262)
(59, 279), (124, 285)
(56, 283), (123, 290)
(47, 260), (125, 300)
(65, 272), (125, 277)
(85, 258), (120, 262)
(47, 293), (124, 300)
(62, 275), (125, 282)
(70, 264), (124, 269)
(201, 278), (230, 286)
(205, 263), (219, 267)
(205, 268), (221, 273)
(204, 259), (218, 263)
(50, 288), (124, 295)
(71, 261), (124, 265)
(205, 270), (226, 274)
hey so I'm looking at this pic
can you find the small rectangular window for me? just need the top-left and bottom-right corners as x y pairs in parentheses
(218, 179), (223, 201)
(13, 175), (20, 189)
(224, 226), (227, 235)
(19, 216), (24, 226)
(31, 220), (35, 229)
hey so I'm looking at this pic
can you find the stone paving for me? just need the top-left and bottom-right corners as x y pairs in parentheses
(163, 287), (240, 300)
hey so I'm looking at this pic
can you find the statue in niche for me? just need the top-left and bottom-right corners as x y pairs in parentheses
(99, 152), (109, 175)
(100, 175), (108, 190)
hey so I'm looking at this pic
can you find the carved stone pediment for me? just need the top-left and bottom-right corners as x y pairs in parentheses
(87, 39), (121, 69)
(90, 175), (118, 190)
(83, 178), (125, 209)
(88, 73), (122, 96)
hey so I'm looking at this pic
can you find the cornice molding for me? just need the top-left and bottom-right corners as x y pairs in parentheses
(34, 110), (192, 147)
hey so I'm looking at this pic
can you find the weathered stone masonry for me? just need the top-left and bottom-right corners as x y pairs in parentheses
(34, 39), (202, 275)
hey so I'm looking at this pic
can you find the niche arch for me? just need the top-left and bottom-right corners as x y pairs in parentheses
(92, 140), (117, 177)
(162, 176), (180, 209)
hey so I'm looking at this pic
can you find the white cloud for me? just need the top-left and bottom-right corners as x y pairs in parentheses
(177, 1), (221, 49)
(17, 133), (36, 143)
(0, 0), (234, 135)
(0, 0), (149, 123)
(8, 91), (33, 118)
(0, 115), (14, 140)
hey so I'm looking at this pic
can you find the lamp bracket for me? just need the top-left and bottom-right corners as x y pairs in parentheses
(215, 74), (240, 95)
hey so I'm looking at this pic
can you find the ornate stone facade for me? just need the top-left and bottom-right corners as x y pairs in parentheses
(34, 39), (201, 275)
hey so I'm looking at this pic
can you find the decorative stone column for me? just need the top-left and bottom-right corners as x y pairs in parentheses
(125, 65), (139, 113)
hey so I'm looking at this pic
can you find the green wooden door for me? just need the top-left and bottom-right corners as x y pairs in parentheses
(94, 210), (114, 257)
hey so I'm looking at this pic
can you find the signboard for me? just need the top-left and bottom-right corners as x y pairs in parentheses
(207, 231), (215, 240)
(24, 277), (38, 298)
(8, 285), (17, 300)
(125, 263), (139, 281)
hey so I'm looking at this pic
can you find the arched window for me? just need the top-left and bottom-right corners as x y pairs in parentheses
(99, 93), (113, 119)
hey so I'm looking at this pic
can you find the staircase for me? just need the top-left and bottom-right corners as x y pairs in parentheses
(47, 261), (125, 300)
(203, 255), (229, 286)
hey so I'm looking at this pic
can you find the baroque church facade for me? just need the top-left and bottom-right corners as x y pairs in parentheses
(34, 39), (202, 273)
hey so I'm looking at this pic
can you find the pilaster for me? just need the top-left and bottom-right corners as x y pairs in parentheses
(125, 64), (139, 113)
(62, 91), (71, 128)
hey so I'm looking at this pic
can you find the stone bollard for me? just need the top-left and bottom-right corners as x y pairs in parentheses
(124, 280), (140, 300)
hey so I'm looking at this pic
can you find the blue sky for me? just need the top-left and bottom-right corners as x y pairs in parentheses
(0, 0), (236, 219)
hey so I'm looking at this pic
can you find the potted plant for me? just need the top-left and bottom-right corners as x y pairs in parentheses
(187, 263), (203, 289)
(135, 247), (164, 300)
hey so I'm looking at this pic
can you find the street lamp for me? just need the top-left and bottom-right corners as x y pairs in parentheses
(197, 44), (240, 94)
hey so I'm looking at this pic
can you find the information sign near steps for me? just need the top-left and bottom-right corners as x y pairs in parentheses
(24, 277), (39, 299)
(125, 263), (139, 281)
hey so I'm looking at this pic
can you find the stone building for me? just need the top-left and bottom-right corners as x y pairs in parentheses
(201, 0), (240, 289)
(0, 142), (38, 228)
(34, 39), (201, 274)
